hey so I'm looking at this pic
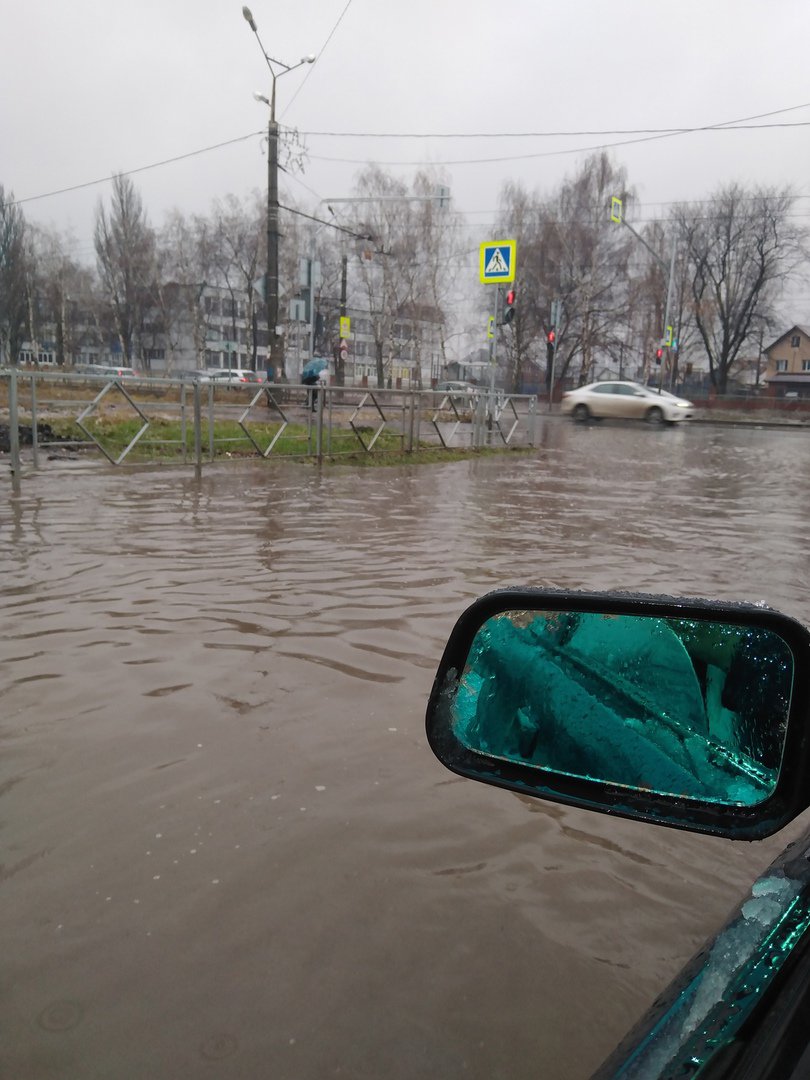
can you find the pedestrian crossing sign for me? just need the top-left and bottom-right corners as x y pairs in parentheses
(480, 240), (516, 284)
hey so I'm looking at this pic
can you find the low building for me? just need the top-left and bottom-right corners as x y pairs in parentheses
(306, 301), (445, 387)
(763, 326), (810, 398)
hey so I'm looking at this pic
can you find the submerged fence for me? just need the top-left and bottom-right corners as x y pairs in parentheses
(1, 369), (539, 487)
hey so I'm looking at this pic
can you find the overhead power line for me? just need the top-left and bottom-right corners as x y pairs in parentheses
(280, 0), (355, 119)
(11, 100), (810, 209)
(304, 101), (810, 165)
(279, 203), (374, 242)
(12, 131), (263, 207)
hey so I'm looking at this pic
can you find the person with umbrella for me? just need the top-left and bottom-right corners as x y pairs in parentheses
(301, 359), (328, 411)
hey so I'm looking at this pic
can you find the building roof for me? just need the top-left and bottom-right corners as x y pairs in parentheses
(764, 326), (810, 353)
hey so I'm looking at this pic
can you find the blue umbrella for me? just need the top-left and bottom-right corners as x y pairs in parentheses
(301, 358), (328, 381)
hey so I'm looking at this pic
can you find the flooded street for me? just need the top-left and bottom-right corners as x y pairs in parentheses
(4, 419), (810, 1080)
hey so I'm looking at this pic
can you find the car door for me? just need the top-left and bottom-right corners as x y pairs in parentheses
(615, 384), (650, 419)
(589, 383), (622, 417)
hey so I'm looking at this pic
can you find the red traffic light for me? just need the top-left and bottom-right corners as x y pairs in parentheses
(656, 347), (663, 360)
(547, 330), (556, 344)
(505, 289), (516, 305)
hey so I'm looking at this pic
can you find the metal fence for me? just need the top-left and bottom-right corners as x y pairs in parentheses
(1, 369), (539, 486)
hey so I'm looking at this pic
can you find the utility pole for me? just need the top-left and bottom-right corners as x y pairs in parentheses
(242, 6), (315, 380)
(337, 255), (348, 386)
(266, 107), (280, 379)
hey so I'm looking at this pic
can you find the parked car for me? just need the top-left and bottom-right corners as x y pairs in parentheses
(436, 380), (478, 396)
(426, 588), (810, 1079)
(205, 368), (263, 385)
(435, 381), (480, 408)
(76, 364), (138, 379)
(561, 380), (694, 423)
(170, 368), (211, 383)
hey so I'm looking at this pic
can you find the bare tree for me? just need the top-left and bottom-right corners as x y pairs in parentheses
(158, 209), (221, 370)
(544, 153), (635, 387)
(496, 154), (635, 393)
(348, 167), (413, 388)
(672, 185), (808, 394)
(495, 181), (548, 392)
(342, 166), (456, 388)
(210, 194), (265, 371)
(28, 225), (96, 367)
(402, 170), (459, 387)
(0, 185), (27, 366)
(94, 173), (156, 365)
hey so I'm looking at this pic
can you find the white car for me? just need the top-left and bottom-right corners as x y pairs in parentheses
(205, 368), (263, 385)
(561, 380), (694, 424)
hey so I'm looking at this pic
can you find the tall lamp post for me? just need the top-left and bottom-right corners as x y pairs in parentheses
(242, 6), (314, 379)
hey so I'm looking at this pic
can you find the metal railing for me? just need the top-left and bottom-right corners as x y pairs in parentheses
(1, 368), (539, 487)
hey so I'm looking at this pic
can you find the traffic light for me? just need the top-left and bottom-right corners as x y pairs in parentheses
(655, 346), (663, 366)
(546, 329), (556, 370)
(502, 289), (516, 325)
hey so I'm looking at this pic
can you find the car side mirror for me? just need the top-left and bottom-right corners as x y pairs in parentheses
(425, 590), (810, 839)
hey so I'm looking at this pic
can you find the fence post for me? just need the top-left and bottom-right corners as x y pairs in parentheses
(180, 382), (188, 465)
(473, 393), (486, 449)
(316, 387), (324, 464)
(31, 375), (40, 469)
(208, 384), (215, 462)
(9, 367), (21, 490)
(193, 381), (202, 476)
(527, 395), (537, 448)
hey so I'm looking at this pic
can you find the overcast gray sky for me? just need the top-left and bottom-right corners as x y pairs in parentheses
(3, 0), (810, 313)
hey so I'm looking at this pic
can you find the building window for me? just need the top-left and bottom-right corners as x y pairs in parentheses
(802, 360), (810, 372)
(792, 335), (801, 348)
(776, 359), (788, 372)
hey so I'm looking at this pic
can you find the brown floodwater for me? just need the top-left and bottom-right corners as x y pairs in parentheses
(4, 419), (810, 1080)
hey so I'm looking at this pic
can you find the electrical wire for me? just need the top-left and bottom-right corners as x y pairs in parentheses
(279, 203), (373, 241)
(11, 101), (809, 209)
(307, 124), (810, 167)
(280, 0), (355, 119)
(298, 100), (810, 139)
(12, 131), (263, 207)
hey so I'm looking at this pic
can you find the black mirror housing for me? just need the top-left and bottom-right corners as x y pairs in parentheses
(425, 590), (810, 840)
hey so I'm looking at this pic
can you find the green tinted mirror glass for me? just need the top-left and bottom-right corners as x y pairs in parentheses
(452, 610), (794, 806)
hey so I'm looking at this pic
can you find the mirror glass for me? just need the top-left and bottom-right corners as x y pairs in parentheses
(451, 610), (794, 806)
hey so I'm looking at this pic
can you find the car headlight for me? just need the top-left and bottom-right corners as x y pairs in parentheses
(675, 402), (690, 408)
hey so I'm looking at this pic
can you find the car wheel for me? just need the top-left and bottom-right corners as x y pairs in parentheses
(646, 406), (664, 424)
(572, 403), (590, 422)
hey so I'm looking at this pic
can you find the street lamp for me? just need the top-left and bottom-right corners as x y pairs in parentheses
(242, 5), (315, 379)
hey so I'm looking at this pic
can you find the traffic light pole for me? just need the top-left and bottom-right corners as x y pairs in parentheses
(657, 242), (677, 393)
(547, 298), (561, 414)
(613, 205), (677, 392)
(488, 284), (500, 434)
